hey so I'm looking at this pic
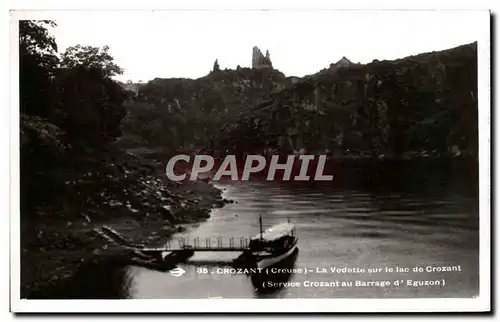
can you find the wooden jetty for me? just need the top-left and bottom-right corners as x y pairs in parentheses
(94, 216), (297, 272)
(141, 236), (251, 254)
(135, 236), (253, 271)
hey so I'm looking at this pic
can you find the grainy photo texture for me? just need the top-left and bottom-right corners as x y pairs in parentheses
(14, 9), (490, 312)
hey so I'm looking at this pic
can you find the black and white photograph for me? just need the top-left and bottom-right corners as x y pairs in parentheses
(10, 7), (490, 313)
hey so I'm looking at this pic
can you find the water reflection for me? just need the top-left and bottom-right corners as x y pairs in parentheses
(28, 160), (479, 299)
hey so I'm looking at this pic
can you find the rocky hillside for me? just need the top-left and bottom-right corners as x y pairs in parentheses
(121, 43), (478, 160)
(19, 21), (226, 298)
(221, 43), (478, 159)
(118, 66), (290, 157)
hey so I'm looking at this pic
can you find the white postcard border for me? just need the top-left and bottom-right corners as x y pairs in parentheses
(9, 7), (491, 313)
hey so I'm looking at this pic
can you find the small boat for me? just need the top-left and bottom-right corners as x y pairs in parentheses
(234, 215), (298, 269)
(250, 248), (299, 294)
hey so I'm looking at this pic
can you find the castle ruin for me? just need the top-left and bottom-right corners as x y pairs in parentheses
(252, 46), (273, 69)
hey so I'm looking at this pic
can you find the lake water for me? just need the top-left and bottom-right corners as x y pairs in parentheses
(40, 160), (479, 299)
(125, 160), (479, 299)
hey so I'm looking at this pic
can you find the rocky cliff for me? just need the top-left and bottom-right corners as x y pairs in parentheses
(220, 43), (478, 159)
(121, 43), (477, 161)
(119, 66), (289, 156)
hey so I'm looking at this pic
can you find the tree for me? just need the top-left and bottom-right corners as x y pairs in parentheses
(19, 20), (59, 116)
(55, 66), (127, 150)
(19, 20), (58, 65)
(56, 45), (127, 149)
(213, 59), (220, 72)
(19, 20), (64, 215)
(61, 45), (124, 77)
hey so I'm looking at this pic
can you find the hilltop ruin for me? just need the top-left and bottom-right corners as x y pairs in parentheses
(252, 46), (273, 69)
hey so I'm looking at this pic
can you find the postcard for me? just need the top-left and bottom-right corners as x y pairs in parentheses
(10, 7), (491, 313)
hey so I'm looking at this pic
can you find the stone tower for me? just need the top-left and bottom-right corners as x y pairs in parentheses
(252, 46), (273, 69)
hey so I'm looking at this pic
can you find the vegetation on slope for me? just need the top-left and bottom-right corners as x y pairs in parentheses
(220, 43), (478, 159)
(20, 21), (223, 298)
(121, 43), (478, 160)
(118, 67), (290, 156)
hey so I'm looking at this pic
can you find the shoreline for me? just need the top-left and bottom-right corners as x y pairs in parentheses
(20, 151), (227, 299)
(19, 155), (477, 298)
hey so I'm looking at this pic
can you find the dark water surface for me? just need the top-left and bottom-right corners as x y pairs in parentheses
(127, 160), (479, 299)
(49, 160), (481, 299)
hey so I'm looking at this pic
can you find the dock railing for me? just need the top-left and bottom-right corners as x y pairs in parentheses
(142, 236), (251, 252)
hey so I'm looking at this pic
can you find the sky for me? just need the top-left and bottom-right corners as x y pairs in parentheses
(46, 10), (484, 82)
